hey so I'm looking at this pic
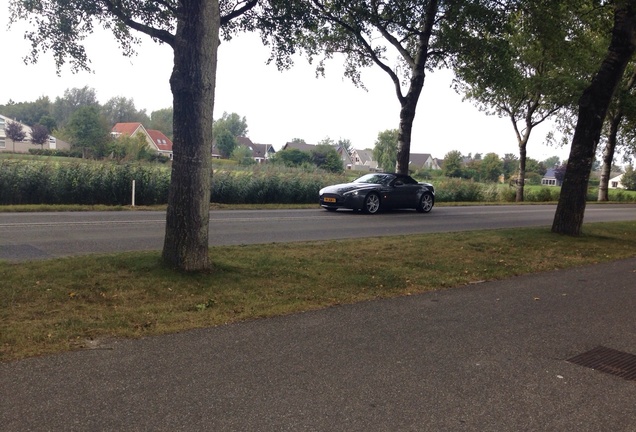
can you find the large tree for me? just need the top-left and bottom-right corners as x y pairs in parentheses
(213, 111), (249, 138)
(0, 96), (53, 126)
(52, 86), (100, 127)
(552, 0), (636, 235)
(597, 64), (636, 200)
(480, 152), (504, 183)
(449, 0), (601, 201)
(64, 106), (111, 157)
(9, 0), (258, 271)
(442, 150), (464, 178)
(262, 0), (501, 175)
(101, 96), (151, 127)
(373, 129), (398, 172)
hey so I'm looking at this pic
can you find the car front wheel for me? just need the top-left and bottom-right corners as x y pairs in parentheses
(363, 193), (381, 214)
(417, 192), (434, 213)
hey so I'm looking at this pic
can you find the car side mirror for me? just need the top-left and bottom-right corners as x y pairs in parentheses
(394, 180), (403, 186)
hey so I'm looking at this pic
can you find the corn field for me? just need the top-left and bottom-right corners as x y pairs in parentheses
(0, 160), (171, 206)
(2, 159), (634, 206)
(0, 160), (346, 206)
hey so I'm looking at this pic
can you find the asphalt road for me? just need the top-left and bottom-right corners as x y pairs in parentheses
(2, 258), (636, 431)
(1, 204), (635, 261)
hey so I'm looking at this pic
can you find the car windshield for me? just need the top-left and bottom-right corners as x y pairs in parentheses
(354, 174), (394, 185)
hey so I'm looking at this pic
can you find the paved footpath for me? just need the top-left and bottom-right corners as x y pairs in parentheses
(2, 258), (636, 431)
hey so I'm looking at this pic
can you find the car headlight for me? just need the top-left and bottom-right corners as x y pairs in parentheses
(343, 190), (359, 197)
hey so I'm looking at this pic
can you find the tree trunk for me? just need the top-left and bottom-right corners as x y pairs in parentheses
(598, 66), (636, 201)
(396, 83), (423, 174)
(516, 139), (527, 202)
(552, 1), (636, 235)
(512, 101), (538, 203)
(162, 0), (219, 270)
(394, 0), (438, 175)
(597, 113), (620, 201)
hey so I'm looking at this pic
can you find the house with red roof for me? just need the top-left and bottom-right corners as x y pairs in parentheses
(111, 122), (173, 160)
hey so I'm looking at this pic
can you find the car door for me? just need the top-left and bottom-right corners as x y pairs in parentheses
(389, 178), (418, 208)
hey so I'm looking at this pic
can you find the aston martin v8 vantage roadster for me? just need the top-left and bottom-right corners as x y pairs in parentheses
(319, 173), (435, 214)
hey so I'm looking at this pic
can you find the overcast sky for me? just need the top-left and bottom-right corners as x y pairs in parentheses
(1, 4), (571, 161)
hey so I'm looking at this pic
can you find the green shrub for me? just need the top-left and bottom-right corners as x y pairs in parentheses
(7, 160), (630, 207)
(28, 148), (83, 158)
(211, 166), (346, 204)
(0, 160), (170, 205)
(525, 187), (558, 202)
(434, 178), (483, 202)
(499, 187), (517, 202)
(525, 172), (542, 186)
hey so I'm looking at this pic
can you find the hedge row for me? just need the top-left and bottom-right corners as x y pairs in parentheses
(0, 160), (171, 206)
(2, 160), (634, 206)
(211, 169), (345, 204)
(434, 178), (636, 203)
(435, 178), (564, 202)
(0, 161), (346, 206)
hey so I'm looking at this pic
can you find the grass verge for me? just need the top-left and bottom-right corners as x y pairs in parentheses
(2, 221), (636, 362)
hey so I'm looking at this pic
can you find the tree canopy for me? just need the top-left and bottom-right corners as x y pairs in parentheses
(311, 144), (343, 173)
(4, 120), (27, 143)
(30, 124), (51, 149)
(260, 0), (503, 174)
(373, 129), (398, 172)
(64, 106), (111, 157)
(213, 112), (249, 138)
(101, 96), (151, 127)
(448, 0), (605, 201)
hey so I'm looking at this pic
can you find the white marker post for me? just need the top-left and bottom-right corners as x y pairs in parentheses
(132, 180), (136, 207)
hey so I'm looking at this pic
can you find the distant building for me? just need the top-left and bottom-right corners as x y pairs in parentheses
(111, 122), (173, 159)
(409, 153), (441, 171)
(609, 173), (625, 189)
(236, 136), (276, 163)
(541, 168), (564, 186)
(0, 114), (71, 153)
(350, 148), (379, 171)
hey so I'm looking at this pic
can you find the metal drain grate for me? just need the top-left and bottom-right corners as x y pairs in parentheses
(567, 346), (636, 381)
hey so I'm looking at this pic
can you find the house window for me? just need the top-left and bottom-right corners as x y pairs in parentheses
(611, 181), (618, 188)
(0, 138), (5, 149)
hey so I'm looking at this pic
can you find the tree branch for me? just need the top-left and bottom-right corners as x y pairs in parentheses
(311, 0), (405, 102)
(102, 0), (176, 47)
(220, 0), (259, 26)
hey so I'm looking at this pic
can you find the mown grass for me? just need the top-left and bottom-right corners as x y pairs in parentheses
(2, 221), (636, 362)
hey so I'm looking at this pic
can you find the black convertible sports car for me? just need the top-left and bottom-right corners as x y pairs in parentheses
(319, 173), (435, 214)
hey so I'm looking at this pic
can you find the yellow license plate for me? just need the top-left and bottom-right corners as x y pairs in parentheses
(324, 197), (336, 203)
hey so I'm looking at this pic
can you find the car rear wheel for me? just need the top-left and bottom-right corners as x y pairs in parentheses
(417, 192), (434, 213)
(363, 193), (381, 214)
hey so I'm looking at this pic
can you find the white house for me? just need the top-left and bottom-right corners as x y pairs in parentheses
(0, 114), (71, 153)
(608, 174), (625, 189)
(350, 148), (379, 171)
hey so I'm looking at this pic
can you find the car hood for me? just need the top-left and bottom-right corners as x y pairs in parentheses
(320, 182), (380, 195)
